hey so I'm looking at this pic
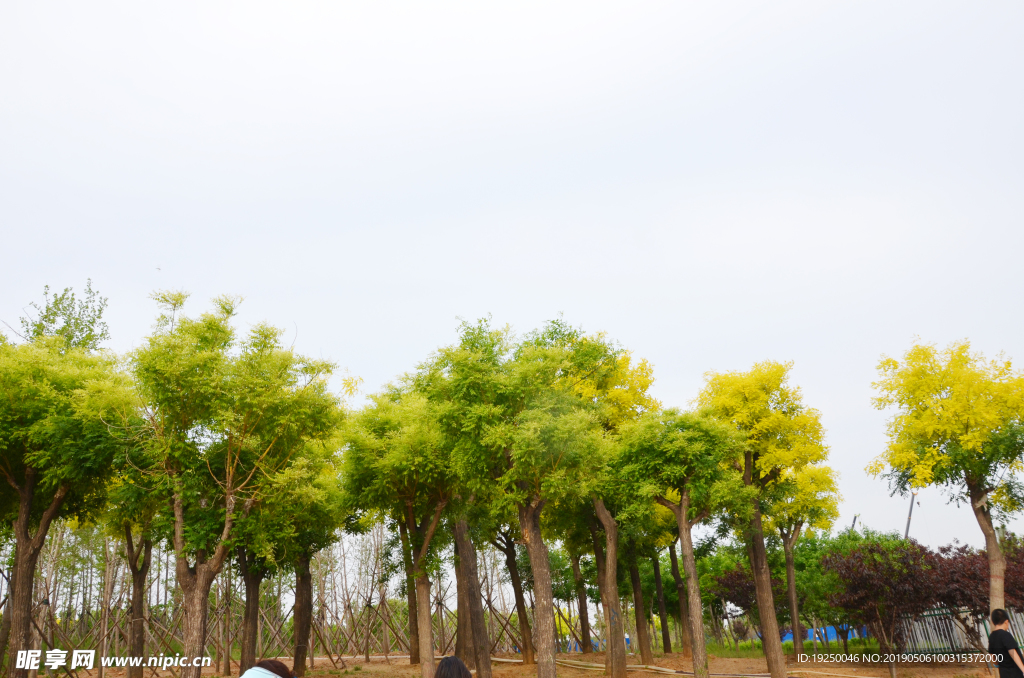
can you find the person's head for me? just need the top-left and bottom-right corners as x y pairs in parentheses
(992, 609), (1011, 629)
(435, 656), (471, 678)
(255, 659), (294, 678)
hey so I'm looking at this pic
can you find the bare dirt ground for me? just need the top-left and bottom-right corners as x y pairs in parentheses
(83, 653), (991, 678)
(294, 652), (992, 678)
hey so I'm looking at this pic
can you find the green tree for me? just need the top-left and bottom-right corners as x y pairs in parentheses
(620, 515), (668, 666)
(450, 501), (494, 678)
(231, 437), (347, 675)
(704, 539), (790, 641)
(666, 541), (693, 657)
(588, 476), (672, 667)
(764, 464), (839, 659)
(794, 529), (862, 653)
(106, 436), (161, 678)
(0, 338), (127, 675)
(0, 282), (125, 675)
(698, 361), (828, 678)
(489, 519), (535, 664)
(870, 340), (1024, 611)
(621, 409), (744, 678)
(543, 503), (598, 657)
(584, 480), (629, 678)
(342, 390), (453, 678)
(15, 280), (109, 350)
(134, 292), (339, 678)
(418, 319), (607, 678)
(271, 450), (346, 676)
(649, 545), (674, 656)
(565, 329), (658, 678)
(502, 388), (602, 676)
(232, 499), (285, 673)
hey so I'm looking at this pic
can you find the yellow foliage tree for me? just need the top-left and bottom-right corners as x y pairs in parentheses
(698, 360), (828, 678)
(870, 340), (1024, 611)
(560, 332), (658, 678)
(570, 349), (660, 430)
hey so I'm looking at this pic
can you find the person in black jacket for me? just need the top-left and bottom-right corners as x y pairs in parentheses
(989, 609), (1024, 678)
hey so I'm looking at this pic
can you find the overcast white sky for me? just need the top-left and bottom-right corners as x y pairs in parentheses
(2, 2), (1023, 549)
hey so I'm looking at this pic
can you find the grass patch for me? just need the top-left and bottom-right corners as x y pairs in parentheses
(706, 642), (769, 659)
(706, 635), (881, 659)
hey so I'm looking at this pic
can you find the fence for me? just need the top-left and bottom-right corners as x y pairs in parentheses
(900, 607), (1024, 654)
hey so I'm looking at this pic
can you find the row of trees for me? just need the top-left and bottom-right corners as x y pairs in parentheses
(1, 287), (350, 678)
(0, 288), (836, 678)
(337, 317), (841, 678)
(707, 528), (1024, 651)
(3, 283), (1023, 678)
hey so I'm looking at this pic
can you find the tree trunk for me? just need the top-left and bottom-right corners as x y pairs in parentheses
(171, 488), (234, 678)
(237, 550), (266, 674)
(662, 493), (709, 678)
(293, 553), (313, 677)
(709, 604), (723, 647)
(380, 584), (389, 663)
(873, 619), (897, 678)
(780, 530), (803, 660)
(399, 524), (421, 665)
(180, 569), (218, 678)
(721, 610), (738, 650)
(414, 573), (435, 678)
(224, 573), (233, 675)
(408, 499), (446, 678)
(570, 554), (592, 654)
(99, 540), (114, 678)
(454, 539), (472, 668)
(667, 543), (692, 658)
(652, 555), (671, 654)
(25, 613), (38, 678)
(626, 546), (654, 665)
(8, 539), (35, 678)
(125, 527), (153, 678)
(970, 486), (1006, 611)
(587, 520), (610, 673)
(8, 475), (68, 678)
(748, 504), (786, 678)
(592, 499), (627, 678)
(454, 519), (492, 678)
(722, 616), (734, 650)
(497, 534), (534, 664)
(0, 563), (17, 669)
(217, 581), (225, 673)
(518, 499), (556, 678)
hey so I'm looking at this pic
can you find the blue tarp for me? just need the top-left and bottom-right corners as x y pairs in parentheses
(781, 626), (846, 642)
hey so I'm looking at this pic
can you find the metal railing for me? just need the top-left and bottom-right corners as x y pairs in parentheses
(900, 607), (1024, 653)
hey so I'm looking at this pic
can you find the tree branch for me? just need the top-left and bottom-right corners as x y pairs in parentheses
(414, 499), (448, 566)
(125, 522), (140, 575)
(31, 483), (70, 553)
(654, 495), (682, 516)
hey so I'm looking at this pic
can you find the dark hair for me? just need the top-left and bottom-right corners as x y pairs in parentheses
(435, 656), (471, 678)
(256, 660), (293, 678)
(993, 609), (1011, 626)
